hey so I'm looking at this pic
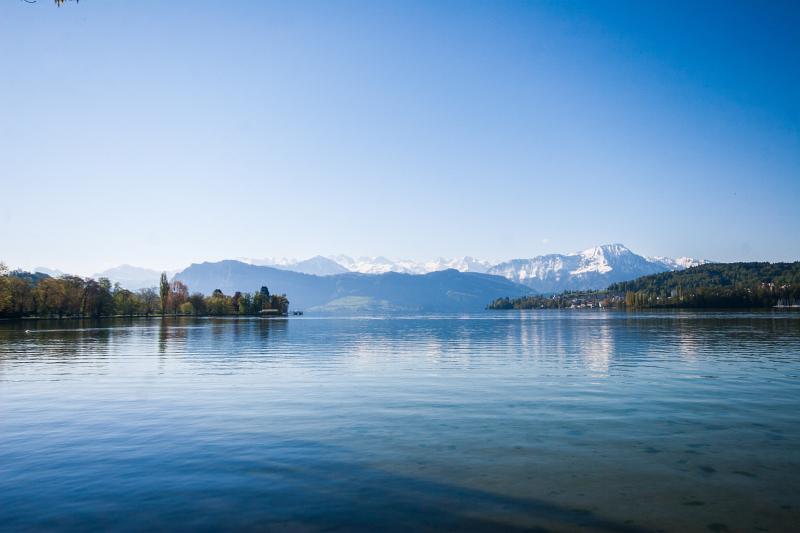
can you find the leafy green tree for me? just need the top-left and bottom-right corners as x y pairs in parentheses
(188, 292), (207, 316)
(269, 294), (289, 315)
(113, 286), (138, 316)
(238, 293), (253, 315)
(207, 289), (231, 315)
(159, 272), (169, 316)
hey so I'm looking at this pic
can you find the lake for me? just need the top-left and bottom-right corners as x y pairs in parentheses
(1, 312), (799, 532)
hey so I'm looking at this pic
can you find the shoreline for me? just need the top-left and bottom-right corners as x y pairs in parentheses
(0, 313), (290, 322)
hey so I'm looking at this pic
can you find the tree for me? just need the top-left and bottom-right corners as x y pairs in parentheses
(60, 276), (86, 317)
(81, 278), (114, 318)
(238, 292), (252, 315)
(231, 291), (243, 314)
(269, 294), (289, 315)
(207, 289), (231, 315)
(188, 292), (207, 316)
(138, 288), (159, 317)
(168, 280), (189, 314)
(0, 267), (298, 318)
(113, 285), (138, 317)
(5, 277), (33, 317)
(0, 263), (10, 316)
(33, 277), (63, 317)
(159, 272), (169, 316)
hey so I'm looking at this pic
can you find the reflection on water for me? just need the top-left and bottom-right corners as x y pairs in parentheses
(1, 312), (799, 532)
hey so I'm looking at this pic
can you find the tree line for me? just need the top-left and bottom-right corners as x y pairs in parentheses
(0, 263), (289, 319)
(488, 262), (800, 310)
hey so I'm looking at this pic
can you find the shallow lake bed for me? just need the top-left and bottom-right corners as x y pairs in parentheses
(1, 312), (798, 532)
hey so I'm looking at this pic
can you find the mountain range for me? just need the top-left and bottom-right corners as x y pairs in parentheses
(236, 244), (705, 290)
(486, 244), (706, 292)
(174, 260), (528, 313)
(33, 244), (707, 312)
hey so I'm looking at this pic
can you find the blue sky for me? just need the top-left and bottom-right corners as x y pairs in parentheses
(1, 0), (798, 273)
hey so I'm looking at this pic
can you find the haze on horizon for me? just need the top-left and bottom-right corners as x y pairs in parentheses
(1, 0), (798, 275)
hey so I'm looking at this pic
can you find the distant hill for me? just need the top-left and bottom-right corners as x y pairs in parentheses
(174, 260), (530, 313)
(92, 265), (163, 290)
(33, 266), (67, 277)
(275, 256), (350, 276)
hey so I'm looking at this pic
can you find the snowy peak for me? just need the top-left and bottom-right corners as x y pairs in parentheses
(488, 244), (706, 293)
(648, 256), (708, 270)
(286, 256), (350, 276)
(236, 256), (349, 276)
(573, 243), (632, 275)
(422, 257), (493, 274)
(579, 243), (631, 258)
(233, 244), (706, 292)
(326, 255), (492, 275)
(331, 255), (414, 275)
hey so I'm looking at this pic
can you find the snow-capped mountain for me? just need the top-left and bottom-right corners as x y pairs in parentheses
(331, 255), (423, 275)
(236, 257), (298, 268)
(647, 256), (708, 270)
(488, 244), (706, 293)
(276, 256), (349, 276)
(234, 245), (706, 291)
(330, 255), (493, 275)
(422, 257), (493, 274)
(68, 244), (706, 297)
(238, 256), (349, 276)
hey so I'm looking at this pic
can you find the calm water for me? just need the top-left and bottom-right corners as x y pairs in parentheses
(1, 312), (799, 532)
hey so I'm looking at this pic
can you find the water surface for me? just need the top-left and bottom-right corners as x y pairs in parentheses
(1, 312), (799, 532)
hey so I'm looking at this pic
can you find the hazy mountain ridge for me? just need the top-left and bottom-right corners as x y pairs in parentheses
(88, 265), (163, 291)
(33, 266), (68, 278)
(30, 265), (165, 290)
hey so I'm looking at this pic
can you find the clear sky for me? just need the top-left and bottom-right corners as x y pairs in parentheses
(1, 0), (798, 274)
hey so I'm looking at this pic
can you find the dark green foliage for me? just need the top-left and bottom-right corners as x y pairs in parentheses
(608, 262), (800, 292)
(488, 290), (622, 310)
(159, 272), (170, 316)
(489, 262), (800, 310)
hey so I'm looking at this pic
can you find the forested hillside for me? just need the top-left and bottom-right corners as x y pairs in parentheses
(608, 262), (800, 292)
(489, 262), (800, 310)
